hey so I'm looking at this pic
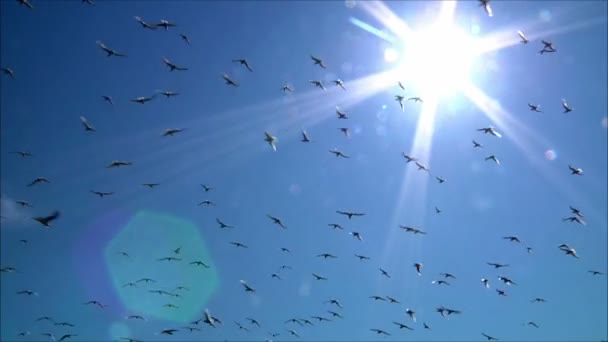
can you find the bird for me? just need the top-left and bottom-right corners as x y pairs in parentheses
(264, 132), (277, 151)
(355, 254), (370, 260)
(90, 191), (113, 198)
(318, 253), (337, 259)
(502, 236), (521, 243)
(190, 260), (210, 268)
(301, 130), (312, 142)
(393, 322), (414, 330)
(233, 59), (253, 72)
(481, 278), (490, 288)
(17, 0), (34, 9)
(408, 96), (423, 103)
(83, 300), (108, 308)
(477, 126), (502, 138)
(157, 256), (181, 262)
(436, 176), (446, 183)
(201, 184), (214, 192)
(395, 95), (405, 111)
(386, 296), (400, 303)
(482, 332), (499, 341)
(479, 0), (493, 17)
(281, 84), (294, 92)
(414, 263), (423, 275)
(230, 241), (247, 248)
(59, 334), (77, 341)
(33, 211), (60, 227)
(10, 151), (32, 157)
(487, 262), (509, 268)
(569, 206), (584, 217)
(349, 231), (363, 241)
(338, 127), (350, 138)
(435, 206), (442, 214)
(179, 34), (191, 45)
(379, 268), (391, 278)
(473, 140), (483, 148)
(101, 95), (113, 105)
(142, 183), (160, 188)
(310, 80), (325, 90)
(498, 276), (517, 286)
(267, 215), (287, 229)
(336, 210), (364, 219)
(431, 280), (450, 286)
(370, 295), (387, 301)
(423, 322), (431, 330)
(562, 216), (586, 225)
(131, 95), (155, 104)
(216, 218), (234, 229)
(163, 128), (186, 137)
(156, 19), (177, 30)
(16, 200), (32, 207)
(240, 280), (256, 293)
(198, 200), (215, 206)
(558, 244), (579, 258)
(568, 165), (584, 175)
(16, 290), (39, 296)
(106, 160), (132, 168)
(539, 40), (557, 54)
(157, 90), (180, 98)
(80, 116), (96, 132)
(27, 177), (50, 186)
(159, 329), (178, 335)
(402, 153), (418, 163)
(485, 155), (500, 165)
(526, 321), (540, 328)
(398, 81), (405, 90)
(96, 41), (127, 57)
(496, 289), (507, 296)
(223, 73), (239, 87)
(333, 79), (346, 90)
(440, 272), (457, 279)
(400, 226), (427, 234)
(312, 273), (328, 280)
(2, 67), (15, 78)
(405, 308), (416, 322)
(310, 55), (326, 68)
(528, 103), (542, 112)
(562, 99), (573, 113)
(280, 247), (291, 253)
(517, 30), (529, 44)
(415, 162), (430, 172)
(162, 57), (188, 71)
(134, 16), (157, 29)
(329, 149), (349, 158)
(370, 329), (391, 336)
(335, 107), (349, 119)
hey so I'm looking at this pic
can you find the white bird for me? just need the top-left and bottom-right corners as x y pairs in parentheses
(517, 30), (529, 44)
(562, 99), (573, 113)
(301, 130), (312, 143)
(223, 74), (239, 87)
(2, 67), (15, 79)
(480, 0), (493, 17)
(134, 16), (157, 30)
(264, 132), (277, 151)
(17, 0), (34, 9)
(477, 126), (502, 138)
(80, 116), (96, 132)
(162, 57), (188, 71)
(156, 19), (177, 31)
(179, 34), (192, 45)
(96, 41), (127, 57)
(333, 79), (346, 90)
(485, 155), (500, 165)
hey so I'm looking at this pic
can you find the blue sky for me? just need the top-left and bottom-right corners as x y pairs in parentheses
(1, 0), (607, 341)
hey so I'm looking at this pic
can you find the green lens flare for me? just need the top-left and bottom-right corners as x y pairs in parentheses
(104, 211), (220, 323)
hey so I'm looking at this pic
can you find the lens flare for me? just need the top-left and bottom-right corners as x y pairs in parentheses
(545, 149), (557, 161)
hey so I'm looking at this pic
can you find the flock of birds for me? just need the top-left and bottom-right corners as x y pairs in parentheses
(2, 0), (607, 341)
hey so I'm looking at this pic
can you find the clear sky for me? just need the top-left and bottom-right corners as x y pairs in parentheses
(1, 0), (607, 341)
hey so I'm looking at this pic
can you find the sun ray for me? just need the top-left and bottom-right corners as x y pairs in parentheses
(359, 1), (416, 42)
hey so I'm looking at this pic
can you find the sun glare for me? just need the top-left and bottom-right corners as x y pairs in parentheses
(395, 23), (479, 98)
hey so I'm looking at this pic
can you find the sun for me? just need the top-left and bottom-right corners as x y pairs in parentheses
(390, 22), (479, 99)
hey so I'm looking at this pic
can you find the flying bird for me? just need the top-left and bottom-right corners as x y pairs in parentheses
(90, 191), (113, 198)
(517, 30), (529, 44)
(479, 0), (493, 17)
(482, 333), (499, 341)
(2, 67), (15, 78)
(267, 215), (287, 229)
(11, 151), (32, 157)
(106, 160), (132, 168)
(240, 280), (256, 293)
(96, 41), (127, 57)
(477, 126), (502, 138)
(485, 155), (500, 165)
(569, 206), (584, 217)
(17, 0), (34, 9)
(415, 162), (430, 172)
(400, 226), (427, 234)
(163, 128), (186, 137)
(281, 84), (294, 92)
(414, 263), (423, 275)
(162, 57), (187, 71)
(562, 216), (586, 225)
(528, 103), (542, 112)
(101, 96), (113, 105)
(395, 95), (405, 111)
(80, 116), (96, 132)
(301, 130), (312, 142)
(223, 73), (239, 87)
(329, 149), (349, 158)
(143, 183), (160, 188)
(379, 268), (391, 278)
(333, 79), (345, 90)
(336, 210), (364, 219)
(216, 218), (234, 228)
(27, 177), (49, 186)
(502, 236), (520, 243)
(408, 96), (423, 103)
(190, 261), (210, 268)
(336, 107), (348, 119)
(312, 273), (328, 280)
(134, 16), (157, 29)
(402, 153), (418, 163)
(568, 165), (583, 175)
(310, 55), (326, 68)
(370, 329), (391, 336)
(487, 262), (509, 269)
(405, 308), (416, 322)
(156, 19), (177, 30)
(310, 80), (325, 90)
(561, 99), (573, 113)
(473, 140), (483, 148)
(179, 34), (191, 45)
(233, 58), (253, 72)
(33, 211), (60, 227)
(393, 322), (414, 330)
(264, 132), (277, 151)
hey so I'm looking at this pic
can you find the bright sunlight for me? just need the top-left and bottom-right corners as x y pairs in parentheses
(395, 22), (479, 98)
